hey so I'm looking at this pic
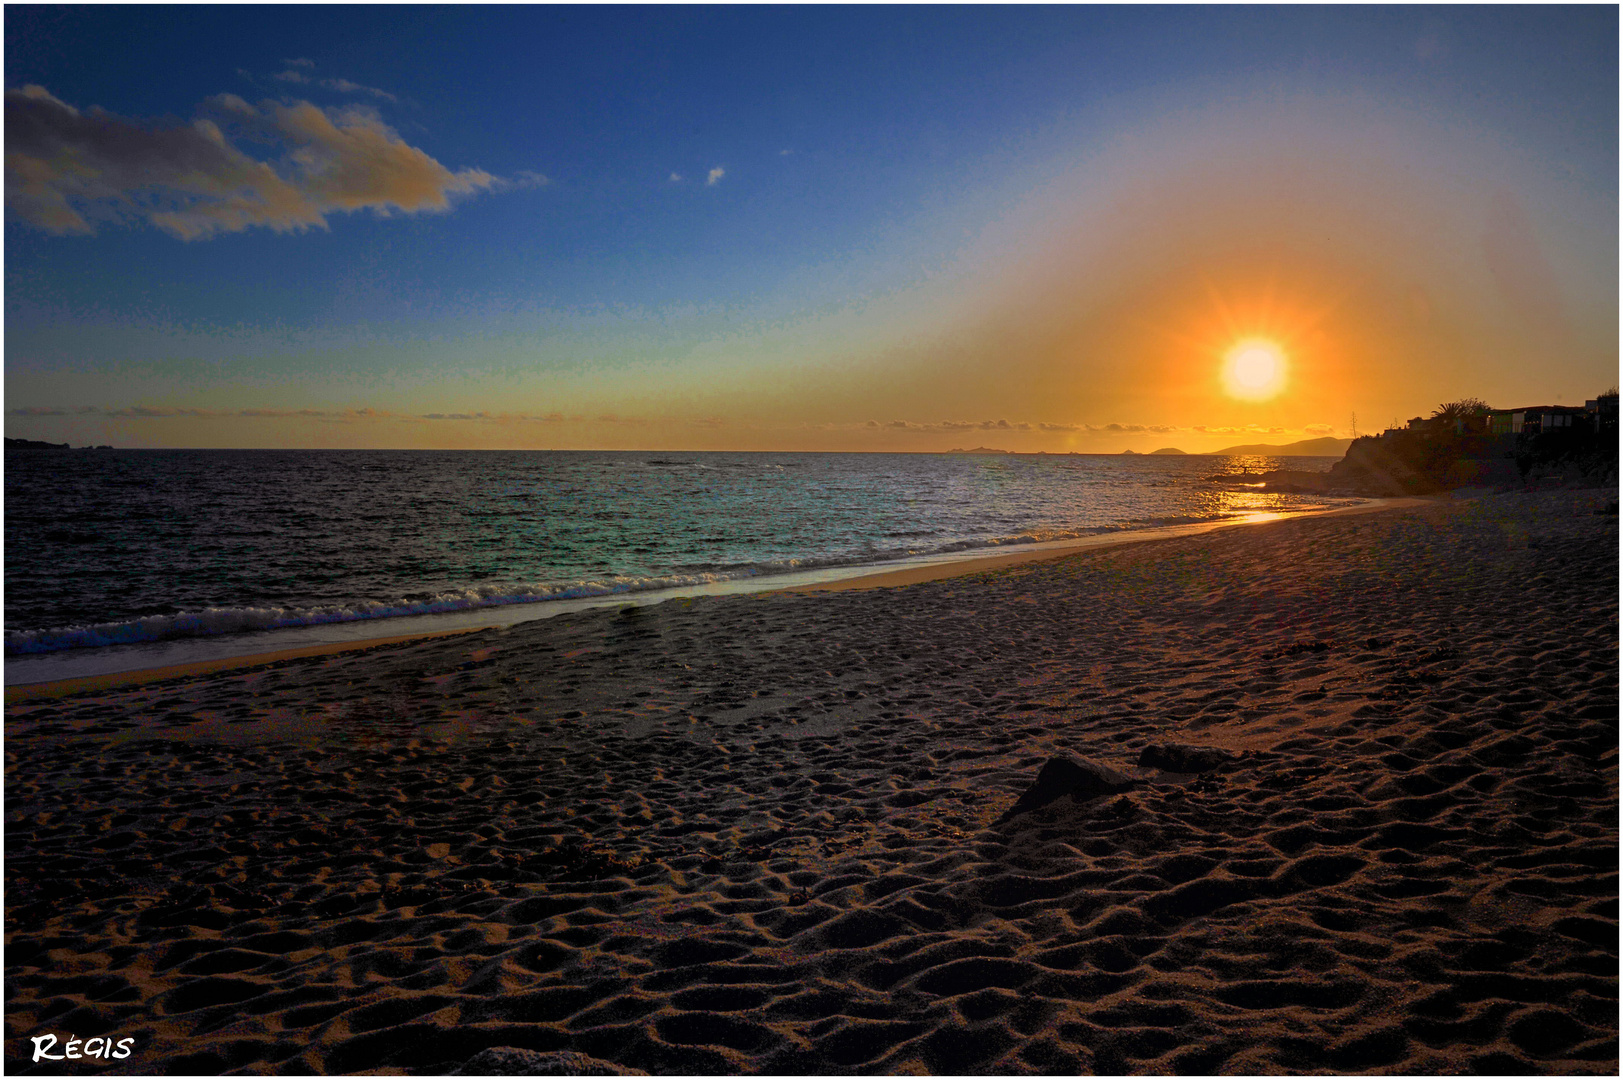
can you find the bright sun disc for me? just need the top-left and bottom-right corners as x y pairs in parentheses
(1222, 340), (1287, 401)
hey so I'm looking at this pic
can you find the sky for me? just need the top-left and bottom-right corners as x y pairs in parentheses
(5, 5), (1618, 453)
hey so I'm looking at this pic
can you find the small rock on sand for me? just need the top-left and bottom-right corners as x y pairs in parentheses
(1137, 742), (1239, 774)
(997, 752), (1134, 822)
(451, 1048), (649, 1076)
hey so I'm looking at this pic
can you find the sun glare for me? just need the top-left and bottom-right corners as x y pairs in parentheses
(1222, 339), (1287, 401)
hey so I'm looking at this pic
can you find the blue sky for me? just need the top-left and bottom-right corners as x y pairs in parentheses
(6, 6), (1617, 450)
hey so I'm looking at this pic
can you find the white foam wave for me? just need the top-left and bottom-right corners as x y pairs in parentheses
(3, 573), (743, 655)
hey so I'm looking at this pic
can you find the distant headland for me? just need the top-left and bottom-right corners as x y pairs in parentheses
(5, 437), (113, 450)
(1208, 436), (1352, 456)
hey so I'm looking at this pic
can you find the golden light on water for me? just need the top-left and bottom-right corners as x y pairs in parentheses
(1221, 338), (1288, 401)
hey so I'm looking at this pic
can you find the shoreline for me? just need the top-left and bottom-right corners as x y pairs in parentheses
(780, 494), (1435, 593)
(4, 488), (1615, 1074)
(2, 627), (491, 704)
(6, 497), (1421, 698)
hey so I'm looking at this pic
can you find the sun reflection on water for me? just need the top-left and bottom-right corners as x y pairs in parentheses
(1196, 483), (1325, 523)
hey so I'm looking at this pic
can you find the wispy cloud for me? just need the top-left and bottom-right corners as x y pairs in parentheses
(8, 404), (1331, 443)
(8, 406), (659, 425)
(5, 86), (508, 239)
(867, 418), (1040, 433)
(110, 407), (208, 417)
(268, 60), (398, 102)
(11, 405), (401, 421)
(862, 420), (1326, 438)
(421, 411), (577, 422)
(669, 172), (682, 183)
(501, 170), (549, 191)
(1192, 425), (1290, 436)
(1085, 423), (1180, 434)
(319, 77), (397, 103)
(855, 418), (1212, 436)
(706, 166), (725, 186)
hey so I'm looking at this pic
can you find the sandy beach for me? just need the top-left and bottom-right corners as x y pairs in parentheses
(5, 488), (1616, 1074)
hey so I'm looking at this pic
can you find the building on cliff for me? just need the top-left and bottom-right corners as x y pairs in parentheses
(1485, 405), (1591, 436)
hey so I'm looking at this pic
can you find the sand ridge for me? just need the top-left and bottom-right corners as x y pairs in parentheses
(4, 490), (1617, 1074)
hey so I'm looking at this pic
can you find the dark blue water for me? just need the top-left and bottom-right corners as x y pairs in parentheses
(5, 449), (1350, 656)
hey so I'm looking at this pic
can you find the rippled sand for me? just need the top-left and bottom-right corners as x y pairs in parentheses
(6, 489), (1617, 1074)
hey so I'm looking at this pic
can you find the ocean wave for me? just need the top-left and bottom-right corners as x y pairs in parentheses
(4, 505), (1346, 656)
(3, 574), (735, 655)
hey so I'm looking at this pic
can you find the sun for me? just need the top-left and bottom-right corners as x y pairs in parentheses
(1221, 338), (1288, 401)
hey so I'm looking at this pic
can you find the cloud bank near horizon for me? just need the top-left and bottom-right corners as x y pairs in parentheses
(5, 404), (1333, 442)
(4, 85), (518, 239)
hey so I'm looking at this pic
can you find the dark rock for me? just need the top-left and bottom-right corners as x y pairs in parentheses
(451, 1048), (648, 1075)
(1264, 639), (1332, 659)
(996, 754), (1135, 822)
(1137, 742), (1240, 774)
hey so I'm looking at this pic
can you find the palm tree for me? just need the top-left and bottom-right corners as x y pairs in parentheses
(1430, 397), (1491, 426)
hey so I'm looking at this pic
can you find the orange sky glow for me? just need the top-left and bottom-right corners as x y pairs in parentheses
(7, 12), (1616, 453)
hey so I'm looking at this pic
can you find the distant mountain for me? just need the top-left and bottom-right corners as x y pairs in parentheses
(1208, 436), (1352, 457)
(947, 447), (1010, 454)
(1149, 447), (1187, 455)
(5, 437), (70, 450)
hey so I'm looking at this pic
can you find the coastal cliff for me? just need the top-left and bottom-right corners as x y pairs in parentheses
(1259, 401), (1618, 497)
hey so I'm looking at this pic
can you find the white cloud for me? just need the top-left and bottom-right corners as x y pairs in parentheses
(5, 86), (510, 239)
(320, 77), (397, 103)
(706, 166), (725, 186)
(211, 93), (256, 117)
(495, 170), (549, 191)
(269, 62), (396, 102)
(669, 172), (682, 182)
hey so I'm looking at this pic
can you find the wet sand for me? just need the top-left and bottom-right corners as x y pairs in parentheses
(4, 629), (494, 705)
(5, 489), (1617, 1074)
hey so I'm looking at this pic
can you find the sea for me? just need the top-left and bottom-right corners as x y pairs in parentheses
(5, 449), (1356, 684)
